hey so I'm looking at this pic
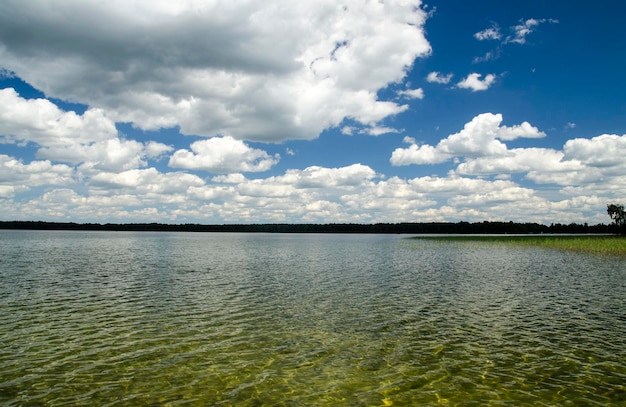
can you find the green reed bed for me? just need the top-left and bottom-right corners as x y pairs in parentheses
(416, 234), (626, 256)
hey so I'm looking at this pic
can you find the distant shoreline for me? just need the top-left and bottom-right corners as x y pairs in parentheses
(0, 220), (617, 235)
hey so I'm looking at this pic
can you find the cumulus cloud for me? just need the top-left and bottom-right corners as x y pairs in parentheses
(389, 142), (447, 166)
(496, 121), (546, 140)
(200, 164), (546, 222)
(6, 187), (184, 222)
(0, 88), (173, 171)
(452, 134), (626, 190)
(0, 154), (75, 188)
(563, 134), (626, 167)
(426, 71), (453, 84)
(212, 173), (247, 184)
(145, 141), (174, 159)
(455, 148), (580, 176)
(456, 73), (496, 91)
(390, 113), (626, 209)
(42, 139), (146, 171)
(0, 4), (620, 227)
(3, 154), (623, 225)
(89, 168), (205, 194)
(0, 0), (431, 142)
(391, 113), (545, 166)
(169, 136), (280, 173)
(289, 164), (377, 188)
(184, 163), (380, 222)
(0, 88), (116, 146)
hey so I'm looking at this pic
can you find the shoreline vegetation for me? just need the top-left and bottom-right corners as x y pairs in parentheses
(0, 221), (626, 256)
(2, 220), (624, 255)
(415, 235), (626, 256)
(0, 220), (620, 234)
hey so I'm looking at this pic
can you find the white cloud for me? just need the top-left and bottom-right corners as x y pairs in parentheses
(397, 88), (425, 100)
(7, 188), (182, 222)
(472, 18), (557, 64)
(0, 88), (174, 171)
(390, 115), (626, 211)
(507, 18), (541, 44)
(42, 139), (147, 171)
(341, 126), (356, 136)
(0, 4), (620, 226)
(0, 0), (431, 142)
(0, 185), (17, 198)
(0, 88), (116, 146)
(563, 134), (626, 168)
(447, 185), (536, 207)
(89, 168), (205, 194)
(505, 18), (558, 45)
(341, 125), (401, 136)
(474, 25), (501, 41)
(3, 156), (623, 225)
(496, 121), (546, 140)
(239, 166), (534, 223)
(392, 113), (527, 165)
(341, 176), (435, 215)
(145, 141), (174, 159)
(426, 71), (453, 84)
(456, 73), (496, 91)
(0, 154), (74, 188)
(212, 173), (247, 184)
(183, 163), (381, 222)
(286, 164), (377, 188)
(367, 126), (402, 136)
(437, 113), (508, 156)
(455, 148), (580, 176)
(390, 143), (447, 166)
(455, 134), (626, 189)
(168, 136), (280, 173)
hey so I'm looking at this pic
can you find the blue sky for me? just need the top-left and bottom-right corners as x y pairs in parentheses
(1, 0), (625, 224)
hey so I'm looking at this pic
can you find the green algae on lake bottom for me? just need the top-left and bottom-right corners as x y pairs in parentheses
(415, 235), (626, 256)
(2, 231), (625, 406)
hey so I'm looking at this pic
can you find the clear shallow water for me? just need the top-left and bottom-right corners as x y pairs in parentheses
(1, 231), (625, 406)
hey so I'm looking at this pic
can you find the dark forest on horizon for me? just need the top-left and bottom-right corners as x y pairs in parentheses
(0, 220), (618, 234)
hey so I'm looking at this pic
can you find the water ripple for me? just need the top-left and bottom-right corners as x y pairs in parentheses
(1, 231), (625, 405)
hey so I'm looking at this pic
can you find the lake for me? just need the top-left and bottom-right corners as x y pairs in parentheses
(1, 230), (625, 406)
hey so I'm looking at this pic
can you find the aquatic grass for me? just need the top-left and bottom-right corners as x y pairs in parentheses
(415, 235), (626, 256)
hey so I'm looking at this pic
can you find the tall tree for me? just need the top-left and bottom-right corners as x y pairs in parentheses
(607, 203), (626, 234)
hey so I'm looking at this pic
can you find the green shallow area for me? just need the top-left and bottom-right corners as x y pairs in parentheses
(415, 235), (626, 256)
(2, 231), (626, 406)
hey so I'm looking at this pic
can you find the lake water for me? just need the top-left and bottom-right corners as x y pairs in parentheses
(1, 230), (625, 406)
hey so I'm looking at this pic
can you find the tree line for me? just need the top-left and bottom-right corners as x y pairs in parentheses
(0, 220), (618, 234)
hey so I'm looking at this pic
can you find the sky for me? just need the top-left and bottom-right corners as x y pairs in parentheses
(1, 0), (625, 225)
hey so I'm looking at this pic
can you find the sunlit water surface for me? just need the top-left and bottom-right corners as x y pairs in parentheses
(1, 231), (625, 406)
